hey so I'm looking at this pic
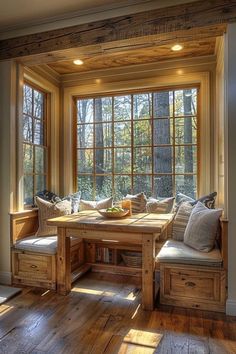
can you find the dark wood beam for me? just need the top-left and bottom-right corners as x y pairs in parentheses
(0, 0), (235, 61)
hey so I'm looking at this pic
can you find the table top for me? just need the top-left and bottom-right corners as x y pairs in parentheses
(47, 210), (174, 233)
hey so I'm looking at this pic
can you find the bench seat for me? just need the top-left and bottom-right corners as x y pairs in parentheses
(156, 239), (222, 267)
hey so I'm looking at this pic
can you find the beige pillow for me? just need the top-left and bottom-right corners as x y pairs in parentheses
(172, 202), (194, 241)
(35, 196), (72, 237)
(79, 197), (113, 211)
(146, 197), (175, 214)
(124, 192), (147, 213)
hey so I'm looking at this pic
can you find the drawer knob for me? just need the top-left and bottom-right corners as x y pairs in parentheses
(185, 281), (196, 288)
(30, 265), (37, 269)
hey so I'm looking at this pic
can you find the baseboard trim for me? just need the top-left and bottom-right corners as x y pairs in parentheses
(0, 271), (12, 285)
(226, 299), (236, 316)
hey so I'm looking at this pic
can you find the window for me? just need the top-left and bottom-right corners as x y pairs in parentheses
(75, 88), (198, 200)
(23, 83), (48, 206)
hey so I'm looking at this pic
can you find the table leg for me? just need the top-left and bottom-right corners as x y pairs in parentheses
(57, 227), (71, 295)
(142, 233), (154, 310)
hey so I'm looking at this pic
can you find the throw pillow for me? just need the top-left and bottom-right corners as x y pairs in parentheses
(175, 192), (217, 210)
(79, 197), (113, 211)
(62, 191), (81, 213)
(35, 190), (61, 204)
(35, 196), (72, 237)
(146, 197), (175, 214)
(184, 201), (222, 252)
(172, 202), (194, 241)
(124, 192), (147, 213)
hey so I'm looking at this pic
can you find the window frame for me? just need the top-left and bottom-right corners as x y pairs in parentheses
(73, 84), (200, 200)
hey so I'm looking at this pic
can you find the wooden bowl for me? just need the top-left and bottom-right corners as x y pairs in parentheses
(97, 209), (129, 218)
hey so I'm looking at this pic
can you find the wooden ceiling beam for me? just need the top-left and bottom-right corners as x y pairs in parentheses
(0, 0), (234, 61)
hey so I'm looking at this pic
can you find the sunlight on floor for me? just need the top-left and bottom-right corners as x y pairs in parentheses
(72, 287), (115, 296)
(118, 329), (163, 353)
(0, 304), (14, 317)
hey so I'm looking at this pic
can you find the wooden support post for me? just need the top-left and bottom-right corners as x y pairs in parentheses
(57, 227), (71, 295)
(142, 233), (154, 311)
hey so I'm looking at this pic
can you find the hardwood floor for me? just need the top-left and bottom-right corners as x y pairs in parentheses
(0, 273), (236, 354)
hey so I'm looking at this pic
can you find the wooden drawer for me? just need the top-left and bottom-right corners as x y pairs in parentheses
(160, 264), (226, 312)
(12, 250), (56, 290)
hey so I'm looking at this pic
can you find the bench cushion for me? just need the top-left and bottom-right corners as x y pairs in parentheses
(156, 240), (222, 267)
(14, 235), (81, 255)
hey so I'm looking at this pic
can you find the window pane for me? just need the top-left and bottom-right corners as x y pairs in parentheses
(154, 175), (173, 198)
(35, 146), (45, 174)
(96, 176), (112, 199)
(77, 176), (93, 199)
(175, 117), (197, 144)
(175, 89), (197, 116)
(175, 146), (197, 174)
(154, 147), (173, 173)
(23, 144), (33, 174)
(134, 147), (152, 173)
(114, 148), (131, 173)
(133, 175), (152, 197)
(133, 93), (152, 119)
(175, 175), (197, 199)
(77, 124), (93, 148)
(35, 175), (46, 194)
(34, 120), (44, 145)
(95, 149), (112, 174)
(153, 91), (173, 117)
(23, 85), (32, 115)
(77, 149), (93, 173)
(114, 176), (131, 200)
(95, 123), (112, 148)
(34, 90), (44, 119)
(114, 122), (131, 146)
(133, 120), (151, 146)
(77, 99), (93, 124)
(24, 175), (33, 206)
(23, 115), (33, 143)
(153, 118), (173, 145)
(95, 97), (112, 122)
(114, 95), (131, 121)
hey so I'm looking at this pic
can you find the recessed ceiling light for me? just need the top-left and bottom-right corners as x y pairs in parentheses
(73, 59), (84, 65)
(171, 44), (183, 51)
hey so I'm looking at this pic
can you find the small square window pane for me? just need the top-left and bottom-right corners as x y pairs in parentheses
(77, 99), (93, 124)
(34, 120), (44, 145)
(175, 175), (197, 199)
(23, 115), (33, 143)
(77, 176), (94, 199)
(154, 175), (173, 198)
(114, 176), (131, 200)
(175, 117), (197, 144)
(134, 147), (152, 173)
(153, 119), (173, 145)
(174, 89), (197, 116)
(95, 149), (112, 174)
(24, 175), (33, 206)
(35, 175), (46, 194)
(114, 95), (131, 121)
(35, 146), (45, 174)
(95, 123), (112, 147)
(114, 122), (131, 146)
(33, 90), (44, 119)
(114, 148), (131, 173)
(95, 97), (112, 122)
(133, 93), (152, 119)
(77, 149), (93, 173)
(154, 147), (173, 173)
(77, 124), (93, 148)
(175, 146), (197, 174)
(153, 91), (173, 118)
(133, 175), (152, 197)
(23, 85), (33, 115)
(96, 176), (112, 199)
(133, 120), (151, 146)
(23, 144), (33, 174)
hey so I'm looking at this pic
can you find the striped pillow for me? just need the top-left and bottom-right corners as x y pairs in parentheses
(172, 202), (194, 241)
(146, 197), (175, 214)
(125, 193), (147, 213)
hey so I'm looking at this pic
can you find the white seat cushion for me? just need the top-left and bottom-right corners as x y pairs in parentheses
(156, 239), (222, 267)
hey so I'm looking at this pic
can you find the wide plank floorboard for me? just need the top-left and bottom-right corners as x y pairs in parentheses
(0, 273), (236, 354)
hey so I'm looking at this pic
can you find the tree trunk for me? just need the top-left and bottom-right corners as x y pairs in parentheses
(95, 98), (104, 192)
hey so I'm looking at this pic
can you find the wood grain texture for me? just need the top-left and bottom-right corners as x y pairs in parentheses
(0, 274), (235, 354)
(0, 0), (232, 61)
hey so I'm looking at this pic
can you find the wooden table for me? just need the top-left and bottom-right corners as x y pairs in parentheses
(48, 210), (173, 310)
